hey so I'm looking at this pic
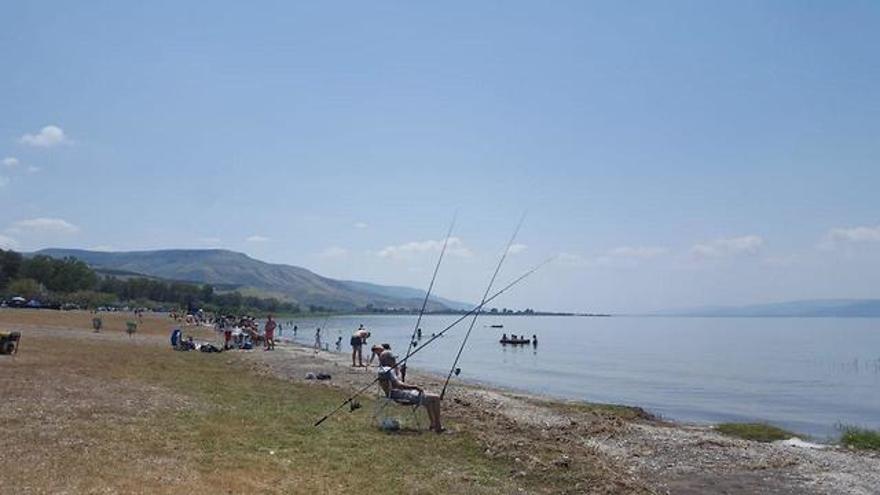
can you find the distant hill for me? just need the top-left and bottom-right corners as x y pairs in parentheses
(35, 248), (469, 312)
(654, 299), (880, 317)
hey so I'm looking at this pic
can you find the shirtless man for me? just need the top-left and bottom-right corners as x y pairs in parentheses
(314, 327), (322, 353)
(350, 327), (370, 367)
(264, 315), (276, 351)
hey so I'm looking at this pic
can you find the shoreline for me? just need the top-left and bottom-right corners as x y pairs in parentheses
(274, 313), (879, 440)
(259, 338), (880, 493)
(3, 309), (878, 494)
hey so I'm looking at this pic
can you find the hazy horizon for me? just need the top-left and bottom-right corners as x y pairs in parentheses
(3, 2), (879, 313)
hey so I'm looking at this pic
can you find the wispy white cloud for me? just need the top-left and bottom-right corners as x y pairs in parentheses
(556, 252), (590, 266)
(691, 235), (763, 259)
(378, 236), (472, 259)
(507, 243), (528, 255)
(820, 224), (880, 250)
(354, 222), (368, 229)
(27, 166), (40, 174)
(19, 125), (71, 147)
(318, 246), (348, 259)
(2, 157), (19, 168)
(0, 234), (18, 249)
(8, 217), (80, 234)
(245, 235), (270, 243)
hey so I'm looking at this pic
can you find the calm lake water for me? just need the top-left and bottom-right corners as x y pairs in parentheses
(276, 314), (880, 439)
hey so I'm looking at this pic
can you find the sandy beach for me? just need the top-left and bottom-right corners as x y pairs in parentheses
(2, 309), (878, 494)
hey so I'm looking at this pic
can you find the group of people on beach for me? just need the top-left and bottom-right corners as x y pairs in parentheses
(166, 312), (445, 433)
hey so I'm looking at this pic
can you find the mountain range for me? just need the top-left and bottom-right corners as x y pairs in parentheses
(36, 248), (469, 312)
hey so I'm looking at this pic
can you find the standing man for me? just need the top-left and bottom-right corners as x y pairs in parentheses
(92, 314), (103, 333)
(314, 327), (322, 353)
(264, 315), (277, 351)
(350, 326), (370, 367)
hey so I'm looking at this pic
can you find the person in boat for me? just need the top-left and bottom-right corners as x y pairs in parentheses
(377, 350), (443, 433)
(532, 334), (537, 346)
(501, 333), (508, 341)
(350, 327), (370, 367)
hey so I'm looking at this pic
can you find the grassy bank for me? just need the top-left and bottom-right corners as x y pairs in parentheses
(0, 310), (630, 494)
(840, 426), (880, 451)
(715, 423), (796, 442)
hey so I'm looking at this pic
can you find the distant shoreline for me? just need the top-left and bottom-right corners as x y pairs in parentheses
(342, 310), (612, 317)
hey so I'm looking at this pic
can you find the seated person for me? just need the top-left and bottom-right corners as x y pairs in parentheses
(376, 350), (443, 433)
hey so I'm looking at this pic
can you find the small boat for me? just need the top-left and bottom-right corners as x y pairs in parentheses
(490, 324), (504, 328)
(499, 338), (531, 345)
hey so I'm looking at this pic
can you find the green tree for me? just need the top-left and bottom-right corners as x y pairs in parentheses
(200, 284), (215, 303)
(0, 249), (23, 289)
(64, 290), (117, 308)
(49, 257), (97, 292)
(7, 278), (45, 300)
(20, 255), (56, 285)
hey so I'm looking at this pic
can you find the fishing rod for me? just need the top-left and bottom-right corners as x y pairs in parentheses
(401, 213), (457, 382)
(313, 256), (554, 427)
(440, 213), (525, 399)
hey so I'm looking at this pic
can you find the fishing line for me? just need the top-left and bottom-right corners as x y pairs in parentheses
(440, 213), (525, 399)
(401, 212), (457, 382)
(313, 256), (554, 427)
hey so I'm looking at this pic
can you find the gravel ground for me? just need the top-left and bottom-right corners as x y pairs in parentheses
(5, 320), (877, 494)
(254, 339), (880, 495)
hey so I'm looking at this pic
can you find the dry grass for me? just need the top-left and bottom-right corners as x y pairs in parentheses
(0, 307), (215, 338)
(0, 309), (636, 494)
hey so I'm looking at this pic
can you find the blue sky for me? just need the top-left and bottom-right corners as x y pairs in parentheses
(1, 1), (878, 312)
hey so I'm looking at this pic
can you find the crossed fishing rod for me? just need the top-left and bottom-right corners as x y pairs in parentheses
(400, 213), (457, 382)
(313, 251), (553, 427)
(440, 212), (525, 399)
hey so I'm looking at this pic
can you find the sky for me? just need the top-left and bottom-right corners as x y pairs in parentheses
(1, 1), (878, 313)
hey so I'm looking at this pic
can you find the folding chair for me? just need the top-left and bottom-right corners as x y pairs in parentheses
(374, 382), (423, 431)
